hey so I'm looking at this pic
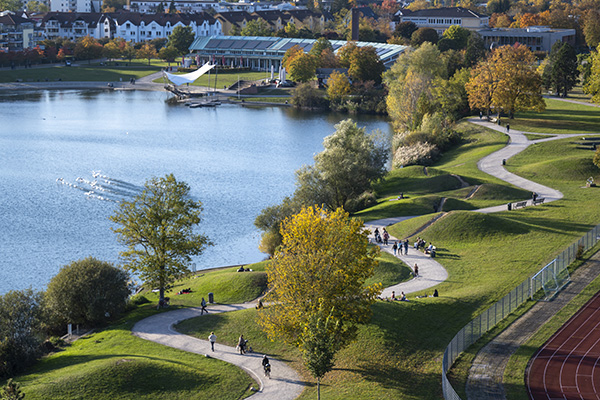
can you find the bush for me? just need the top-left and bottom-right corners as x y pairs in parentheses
(292, 83), (329, 109)
(393, 142), (439, 168)
(345, 191), (378, 213)
(0, 290), (45, 378)
(45, 257), (130, 329)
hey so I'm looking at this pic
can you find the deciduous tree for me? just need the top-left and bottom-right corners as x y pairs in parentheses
(583, 10), (600, 49)
(258, 206), (381, 397)
(0, 290), (44, 378)
(394, 21), (418, 39)
(159, 45), (179, 65)
(326, 70), (351, 104)
(347, 45), (385, 84)
(168, 26), (195, 55)
(137, 42), (158, 65)
(45, 257), (130, 327)
(287, 52), (317, 82)
(74, 36), (103, 63)
(110, 174), (211, 307)
(466, 44), (545, 118)
(411, 27), (438, 46)
(241, 19), (272, 36)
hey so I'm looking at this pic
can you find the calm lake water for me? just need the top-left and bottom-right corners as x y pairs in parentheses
(0, 89), (391, 294)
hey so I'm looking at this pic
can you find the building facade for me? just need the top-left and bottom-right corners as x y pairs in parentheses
(478, 26), (576, 53)
(397, 7), (489, 34)
(39, 12), (221, 41)
(0, 11), (35, 51)
(189, 35), (407, 71)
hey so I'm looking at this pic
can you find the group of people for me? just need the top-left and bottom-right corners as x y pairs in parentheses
(373, 227), (390, 245)
(391, 290), (407, 301)
(392, 239), (410, 255)
(414, 237), (427, 250)
(176, 288), (192, 295)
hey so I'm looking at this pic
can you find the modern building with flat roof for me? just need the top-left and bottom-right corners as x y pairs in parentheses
(188, 35), (408, 71)
(477, 26), (576, 53)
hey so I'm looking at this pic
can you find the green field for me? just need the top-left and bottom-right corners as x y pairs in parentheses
(0, 60), (167, 83)
(509, 98), (600, 134)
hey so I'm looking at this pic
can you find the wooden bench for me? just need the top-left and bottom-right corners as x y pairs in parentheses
(512, 201), (528, 209)
(533, 197), (545, 205)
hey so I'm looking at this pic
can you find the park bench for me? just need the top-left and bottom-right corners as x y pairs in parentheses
(511, 201), (528, 210)
(533, 197), (545, 205)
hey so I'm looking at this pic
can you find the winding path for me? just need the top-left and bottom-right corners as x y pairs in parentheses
(132, 118), (585, 398)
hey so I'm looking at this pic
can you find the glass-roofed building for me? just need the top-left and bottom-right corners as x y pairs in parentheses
(188, 35), (408, 71)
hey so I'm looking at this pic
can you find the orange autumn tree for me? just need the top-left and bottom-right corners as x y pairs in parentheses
(466, 44), (545, 118)
(258, 205), (381, 398)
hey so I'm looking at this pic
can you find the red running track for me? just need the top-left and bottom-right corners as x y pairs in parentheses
(527, 290), (600, 400)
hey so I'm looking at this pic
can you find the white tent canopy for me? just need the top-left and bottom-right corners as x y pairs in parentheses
(163, 62), (215, 86)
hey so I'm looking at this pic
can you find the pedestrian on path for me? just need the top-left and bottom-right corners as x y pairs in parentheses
(392, 241), (398, 255)
(398, 241), (403, 255)
(201, 297), (208, 315)
(414, 263), (419, 277)
(506, 123), (510, 133)
(404, 239), (409, 255)
(208, 331), (217, 351)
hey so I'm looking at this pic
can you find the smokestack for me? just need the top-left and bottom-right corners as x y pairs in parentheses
(351, 7), (359, 41)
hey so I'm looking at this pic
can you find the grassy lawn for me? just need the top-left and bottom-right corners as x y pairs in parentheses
(10, 305), (255, 400)
(156, 71), (269, 88)
(0, 60), (166, 83)
(509, 98), (600, 134)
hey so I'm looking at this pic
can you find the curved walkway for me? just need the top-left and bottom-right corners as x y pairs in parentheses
(133, 118), (586, 399)
(132, 304), (304, 400)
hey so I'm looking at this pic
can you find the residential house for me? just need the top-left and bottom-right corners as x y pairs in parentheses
(112, 12), (221, 42)
(0, 11), (36, 51)
(41, 12), (114, 40)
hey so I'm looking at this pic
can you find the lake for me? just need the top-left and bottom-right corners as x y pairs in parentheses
(0, 89), (391, 294)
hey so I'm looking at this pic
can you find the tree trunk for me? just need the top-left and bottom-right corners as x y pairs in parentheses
(317, 378), (320, 400)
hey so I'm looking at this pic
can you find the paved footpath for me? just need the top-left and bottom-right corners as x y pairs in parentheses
(132, 303), (304, 400)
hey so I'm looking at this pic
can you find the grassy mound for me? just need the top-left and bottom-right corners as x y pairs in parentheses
(468, 183), (532, 201)
(16, 306), (254, 400)
(140, 264), (268, 307)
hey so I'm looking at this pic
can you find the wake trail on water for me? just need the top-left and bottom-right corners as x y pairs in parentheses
(56, 171), (143, 203)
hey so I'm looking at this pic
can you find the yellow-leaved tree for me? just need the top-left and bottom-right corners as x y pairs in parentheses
(258, 205), (381, 399)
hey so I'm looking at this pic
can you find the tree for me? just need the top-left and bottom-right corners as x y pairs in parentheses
(441, 25), (471, 50)
(102, 41), (121, 62)
(25, 0), (48, 11)
(291, 82), (327, 108)
(411, 27), (438, 46)
(394, 21), (418, 39)
(486, 0), (511, 14)
(168, 26), (195, 55)
(121, 42), (137, 62)
(0, 0), (22, 11)
(159, 45), (179, 65)
(464, 32), (487, 67)
(45, 257), (130, 327)
(326, 70), (351, 104)
(583, 10), (600, 49)
(241, 19), (272, 36)
(544, 42), (578, 97)
(286, 52), (317, 82)
(137, 42), (158, 65)
(585, 49), (600, 103)
(74, 36), (103, 63)
(110, 174), (211, 307)
(466, 44), (545, 118)
(309, 37), (334, 61)
(347, 45), (385, 84)
(282, 44), (304, 69)
(0, 290), (44, 378)
(168, 0), (176, 13)
(294, 119), (388, 210)
(593, 147), (600, 169)
(258, 206), (381, 398)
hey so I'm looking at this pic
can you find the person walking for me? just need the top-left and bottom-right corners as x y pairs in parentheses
(201, 297), (208, 315)
(506, 123), (510, 133)
(414, 263), (419, 277)
(392, 241), (398, 255)
(398, 241), (403, 255)
(208, 332), (217, 352)
(404, 239), (409, 255)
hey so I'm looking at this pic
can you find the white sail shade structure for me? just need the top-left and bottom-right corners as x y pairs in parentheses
(163, 62), (215, 86)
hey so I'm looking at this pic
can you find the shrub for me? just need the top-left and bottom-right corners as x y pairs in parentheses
(0, 290), (45, 378)
(393, 142), (439, 168)
(292, 83), (329, 109)
(45, 257), (130, 329)
(345, 191), (378, 213)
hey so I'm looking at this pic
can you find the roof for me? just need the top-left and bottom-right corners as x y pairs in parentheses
(404, 7), (487, 19)
(0, 12), (35, 26)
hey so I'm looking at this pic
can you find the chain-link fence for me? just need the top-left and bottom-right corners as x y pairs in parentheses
(442, 222), (600, 400)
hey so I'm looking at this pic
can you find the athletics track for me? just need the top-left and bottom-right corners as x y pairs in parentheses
(527, 291), (600, 400)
